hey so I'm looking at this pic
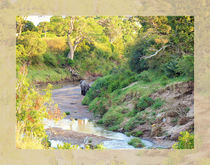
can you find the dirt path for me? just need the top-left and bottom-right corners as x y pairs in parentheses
(52, 82), (94, 120)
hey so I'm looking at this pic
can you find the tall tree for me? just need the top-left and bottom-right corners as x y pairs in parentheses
(64, 16), (104, 60)
(37, 21), (50, 38)
(16, 16), (27, 36)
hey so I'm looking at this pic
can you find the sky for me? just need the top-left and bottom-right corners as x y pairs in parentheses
(26, 16), (52, 26)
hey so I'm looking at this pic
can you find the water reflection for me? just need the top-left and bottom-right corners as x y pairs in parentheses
(43, 118), (153, 149)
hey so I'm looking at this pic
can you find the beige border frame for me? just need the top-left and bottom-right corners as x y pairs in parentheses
(0, 0), (210, 164)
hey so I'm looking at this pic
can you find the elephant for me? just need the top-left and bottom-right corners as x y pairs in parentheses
(80, 80), (90, 96)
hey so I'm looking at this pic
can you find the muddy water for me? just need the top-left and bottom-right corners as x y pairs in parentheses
(42, 82), (153, 149)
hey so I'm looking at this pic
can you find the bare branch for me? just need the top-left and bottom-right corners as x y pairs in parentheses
(73, 36), (85, 50)
(68, 16), (75, 35)
(140, 45), (169, 60)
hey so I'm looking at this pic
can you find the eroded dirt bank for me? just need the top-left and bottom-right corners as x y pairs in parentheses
(119, 81), (194, 147)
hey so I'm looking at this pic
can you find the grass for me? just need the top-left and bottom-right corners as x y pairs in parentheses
(27, 64), (71, 83)
(83, 70), (190, 136)
(128, 138), (145, 148)
(65, 112), (70, 115)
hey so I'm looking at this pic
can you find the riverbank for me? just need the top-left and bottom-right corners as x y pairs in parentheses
(82, 70), (194, 148)
(43, 81), (156, 149)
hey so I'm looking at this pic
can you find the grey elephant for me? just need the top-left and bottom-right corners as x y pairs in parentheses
(80, 80), (90, 96)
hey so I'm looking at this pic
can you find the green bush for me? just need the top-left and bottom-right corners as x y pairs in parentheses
(161, 57), (180, 78)
(57, 142), (79, 149)
(102, 111), (123, 127)
(128, 138), (145, 148)
(89, 97), (108, 117)
(177, 55), (194, 79)
(108, 125), (120, 131)
(151, 98), (164, 110)
(137, 71), (152, 82)
(17, 31), (47, 57)
(131, 130), (143, 137)
(82, 76), (111, 105)
(172, 131), (194, 149)
(160, 75), (169, 86)
(65, 112), (70, 115)
(136, 96), (154, 111)
(120, 79), (130, 88)
(124, 113), (145, 131)
(43, 53), (58, 67)
(41, 137), (51, 148)
(128, 37), (153, 73)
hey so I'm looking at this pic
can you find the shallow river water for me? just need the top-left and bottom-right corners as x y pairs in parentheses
(42, 82), (153, 149)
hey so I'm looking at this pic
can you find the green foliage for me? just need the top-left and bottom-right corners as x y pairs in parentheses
(17, 68), (49, 138)
(172, 131), (194, 149)
(161, 57), (180, 78)
(65, 112), (70, 115)
(83, 69), (137, 105)
(168, 16), (194, 55)
(16, 67), (64, 149)
(160, 75), (169, 86)
(43, 37), (67, 53)
(17, 31), (47, 58)
(82, 75), (111, 105)
(27, 65), (71, 83)
(136, 96), (154, 111)
(41, 137), (51, 148)
(57, 142), (79, 149)
(128, 138), (145, 148)
(131, 130), (143, 137)
(124, 113), (145, 131)
(43, 52), (58, 67)
(95, 144), (106, 149)
(136, 71), (152, 82)
(89, 97), (108, 117)
(102, 110), (123, 127)
(57, 142), (105, 150)
(108, 125), (120, 131)
(177, 55), (194, 79)
(151, 98), (164, 110)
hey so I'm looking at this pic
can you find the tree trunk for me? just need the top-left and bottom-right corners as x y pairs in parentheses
(67, 46), (74, 60)
(67, 34), (75, 60)
(19, 24), (23, 36)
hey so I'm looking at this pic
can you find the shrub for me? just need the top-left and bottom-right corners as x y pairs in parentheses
(172, 131), (194, 149)
(131, 130), (143, 137)
(16, 67), (64, 149)
(17, 31), (47, 57)
(82, 76), (111, 105)
(65, 112), (70, 115)
(161, 57), (180, 78)
(43, 53), (58, 67)
(96, 119), (104, 125)
(136, 96), (154, 111)
(108, 125), (120, 131)
(102, 111), (123, 127)
(43, 37), (67, 53)
(41, 137), (51, 148)
(151, 98), (164, 110)
(160, 75), (169, 86)
(128, 138), (145, 148)
(89, 97), (108, 117)
(137, 71), (152, 82)
(124, 113), (145, 131)
(177, 55), (194, 79)
(57, 142), (79, 149)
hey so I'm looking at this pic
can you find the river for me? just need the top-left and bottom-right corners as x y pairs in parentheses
(40, 81), (153, 149)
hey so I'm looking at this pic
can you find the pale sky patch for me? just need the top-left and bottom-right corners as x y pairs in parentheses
(26, 16), (52, 26)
